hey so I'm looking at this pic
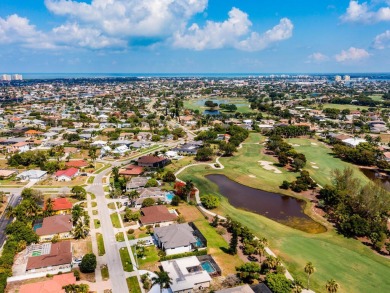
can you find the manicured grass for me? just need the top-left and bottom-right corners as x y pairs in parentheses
(126, 276), (141, 293)
(285, 138), (371, 187)
(88, 192), (96, 200)
(119, 247), (133, 272)
(178, 133), (390, 293)
(92, 210), (98, 215)
(184, 97), (254, 114)
(116, 232), (125, 242)
(133, 245), (160, 270)
(101, 265), (109, 280)
(96, 233), (105, 256)
(103, 186), (110, 192)
(320, 103), (370, 111)
(91, 201), (97, 208)
(108, 202), (122, 209)
(95, 164), (111, 174)
(87, 176), (95, 184)
(110, 213), (122, 228)
(178, 204), (244, 275)
(94, 219), (101, 229)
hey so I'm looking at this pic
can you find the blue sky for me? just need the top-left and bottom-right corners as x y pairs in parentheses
(0, 0), (389, 73)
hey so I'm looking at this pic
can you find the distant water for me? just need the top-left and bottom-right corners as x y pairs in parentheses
(13, 72), (390, 80)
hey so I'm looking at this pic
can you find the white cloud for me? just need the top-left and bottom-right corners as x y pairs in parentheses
(307, 52), (329, 63)
(341, 1), (390, 23)
(173, 8), (293, 51)
(335, 47), (370, 62)
(0, 14), (43, 43)
(44, 0), (208, 37)
(372, 30), (390, 49)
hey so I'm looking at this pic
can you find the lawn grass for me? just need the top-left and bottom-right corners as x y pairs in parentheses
(320, 103), (370, 111)
(116, 232), (125, 242)
(110, 213), (121, 228)
(184, 97), (253, 114)
(92, 210), (98, 215)
(103, 186), (110, 192)
(119, 247), (133, 272)
(285, 138), (371, 187)
(87, 176), (95, 184)
(96, 233), (105, 256)
(178, 132), (390, 293)
(91, 201), (97, 208)
(94, 219), (101, 229)
(126, 276), (141, 293)
(101, 265), (109, 281)
(133, 245), (160, 270)
(178, 204), (244, 275)
(95, 164), (111, 174)
(108, 202), (122, 209)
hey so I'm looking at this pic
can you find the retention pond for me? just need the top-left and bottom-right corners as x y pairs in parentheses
(206, 174), (326, 233)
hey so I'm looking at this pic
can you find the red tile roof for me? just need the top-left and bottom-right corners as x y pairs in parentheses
(119, 165), (144, 176)
(19, 273), (76, 293)
(140, 206), (177, 225)
(26, 241), (72, 270)
(36, 214), (72, 236)
(55, 167), (79, 178)
(65, 160), (88, 168)
(44, 198), (73, 211)
(138, 155), (166, 164)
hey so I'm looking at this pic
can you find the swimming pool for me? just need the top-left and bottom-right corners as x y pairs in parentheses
(33, 223), (42, 231)
(165, 192), (174, 202)
(195, 237), (203, 247)
(201, 261), (216, 273)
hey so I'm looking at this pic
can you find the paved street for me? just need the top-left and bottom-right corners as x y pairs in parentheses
(0, 193), (21, 247)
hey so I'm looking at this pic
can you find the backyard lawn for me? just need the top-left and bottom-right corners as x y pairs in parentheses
(177, 132), (390, 293)
(134, 245), (160, 271)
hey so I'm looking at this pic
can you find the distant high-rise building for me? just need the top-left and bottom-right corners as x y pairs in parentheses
(335, 75), (342, 82)
(12, 74), (23, 80)
(1, 74), (11, 81)
(344, 75), (351, 81)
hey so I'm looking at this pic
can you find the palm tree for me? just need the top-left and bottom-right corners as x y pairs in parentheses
(72, 204), (84, 225)
(304, 262), (315, 290)
(326, 279), (339, 293)
(152, 271), (172, 293)
(44, 198), (54, 217)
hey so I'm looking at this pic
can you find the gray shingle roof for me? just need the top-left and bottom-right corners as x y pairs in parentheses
(154, 223), (197, 249)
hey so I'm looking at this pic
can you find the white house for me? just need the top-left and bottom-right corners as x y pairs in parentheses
(113, 145), (129, 155)
(342, 137), (367, 147)
(161, 256), (212, 293)
(17, 170), (47, 181)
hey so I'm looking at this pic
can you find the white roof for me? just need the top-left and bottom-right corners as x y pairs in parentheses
(342, 138), (366, 147)
(161, 256), (211, 292)
(17, 170), (47, 178)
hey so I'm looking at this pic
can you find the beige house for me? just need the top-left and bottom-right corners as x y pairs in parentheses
(35, 214), (73, 242)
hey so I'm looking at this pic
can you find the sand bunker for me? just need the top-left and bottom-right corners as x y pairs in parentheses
(258, 161), (282, 174)
(312, 166), (319, 169)
(310, 162), (317, 164)
(291, 144), (300, 147)
(248, 175), (256, 178)
(311, 142), (318, 146)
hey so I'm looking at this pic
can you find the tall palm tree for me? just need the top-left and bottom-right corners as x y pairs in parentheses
(304, 262), (315, 290)
(152, 271), (172, 293)
(326, 279), (339, 293)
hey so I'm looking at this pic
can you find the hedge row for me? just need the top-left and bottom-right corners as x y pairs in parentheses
(160, 249), (207, 261)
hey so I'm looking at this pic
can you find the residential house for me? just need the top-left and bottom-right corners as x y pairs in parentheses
(19, 273), (76, 293)
(26, 241), (72, 271)
(134, 187), (165, 209)
(119, 165), (144, 176)
(161, 256), (212, 293)
(138, 155), (169, 168)
(154, 223), (205, 255)
(55, 167), (79, 181)
(44, 198), (73, 215)
(113, 145), (129, 155)
(342, 137), (367, 147)
(24, 129), (43, 138)
(65, 160), (88, 169)
(36, 214), (73, 242)
(7, 141), (30, 153)
(17, 170), (47, 181)
(139, 205), (177, 227)
(126, 177), (148, 191)
(0, 169), (17, 179)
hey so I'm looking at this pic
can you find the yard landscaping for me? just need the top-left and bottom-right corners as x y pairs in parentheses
(119, 247), (133, 272)
(132, 245), (159, 271)
(177, 204), (244, 275)
(101, 265), (109, 281)
(116, 232), (125, 242)
(97, 233), (105, 256)
(94, 219), (101, 229)
(177, 133), (390, 293)
(126, 276), (141, 293)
